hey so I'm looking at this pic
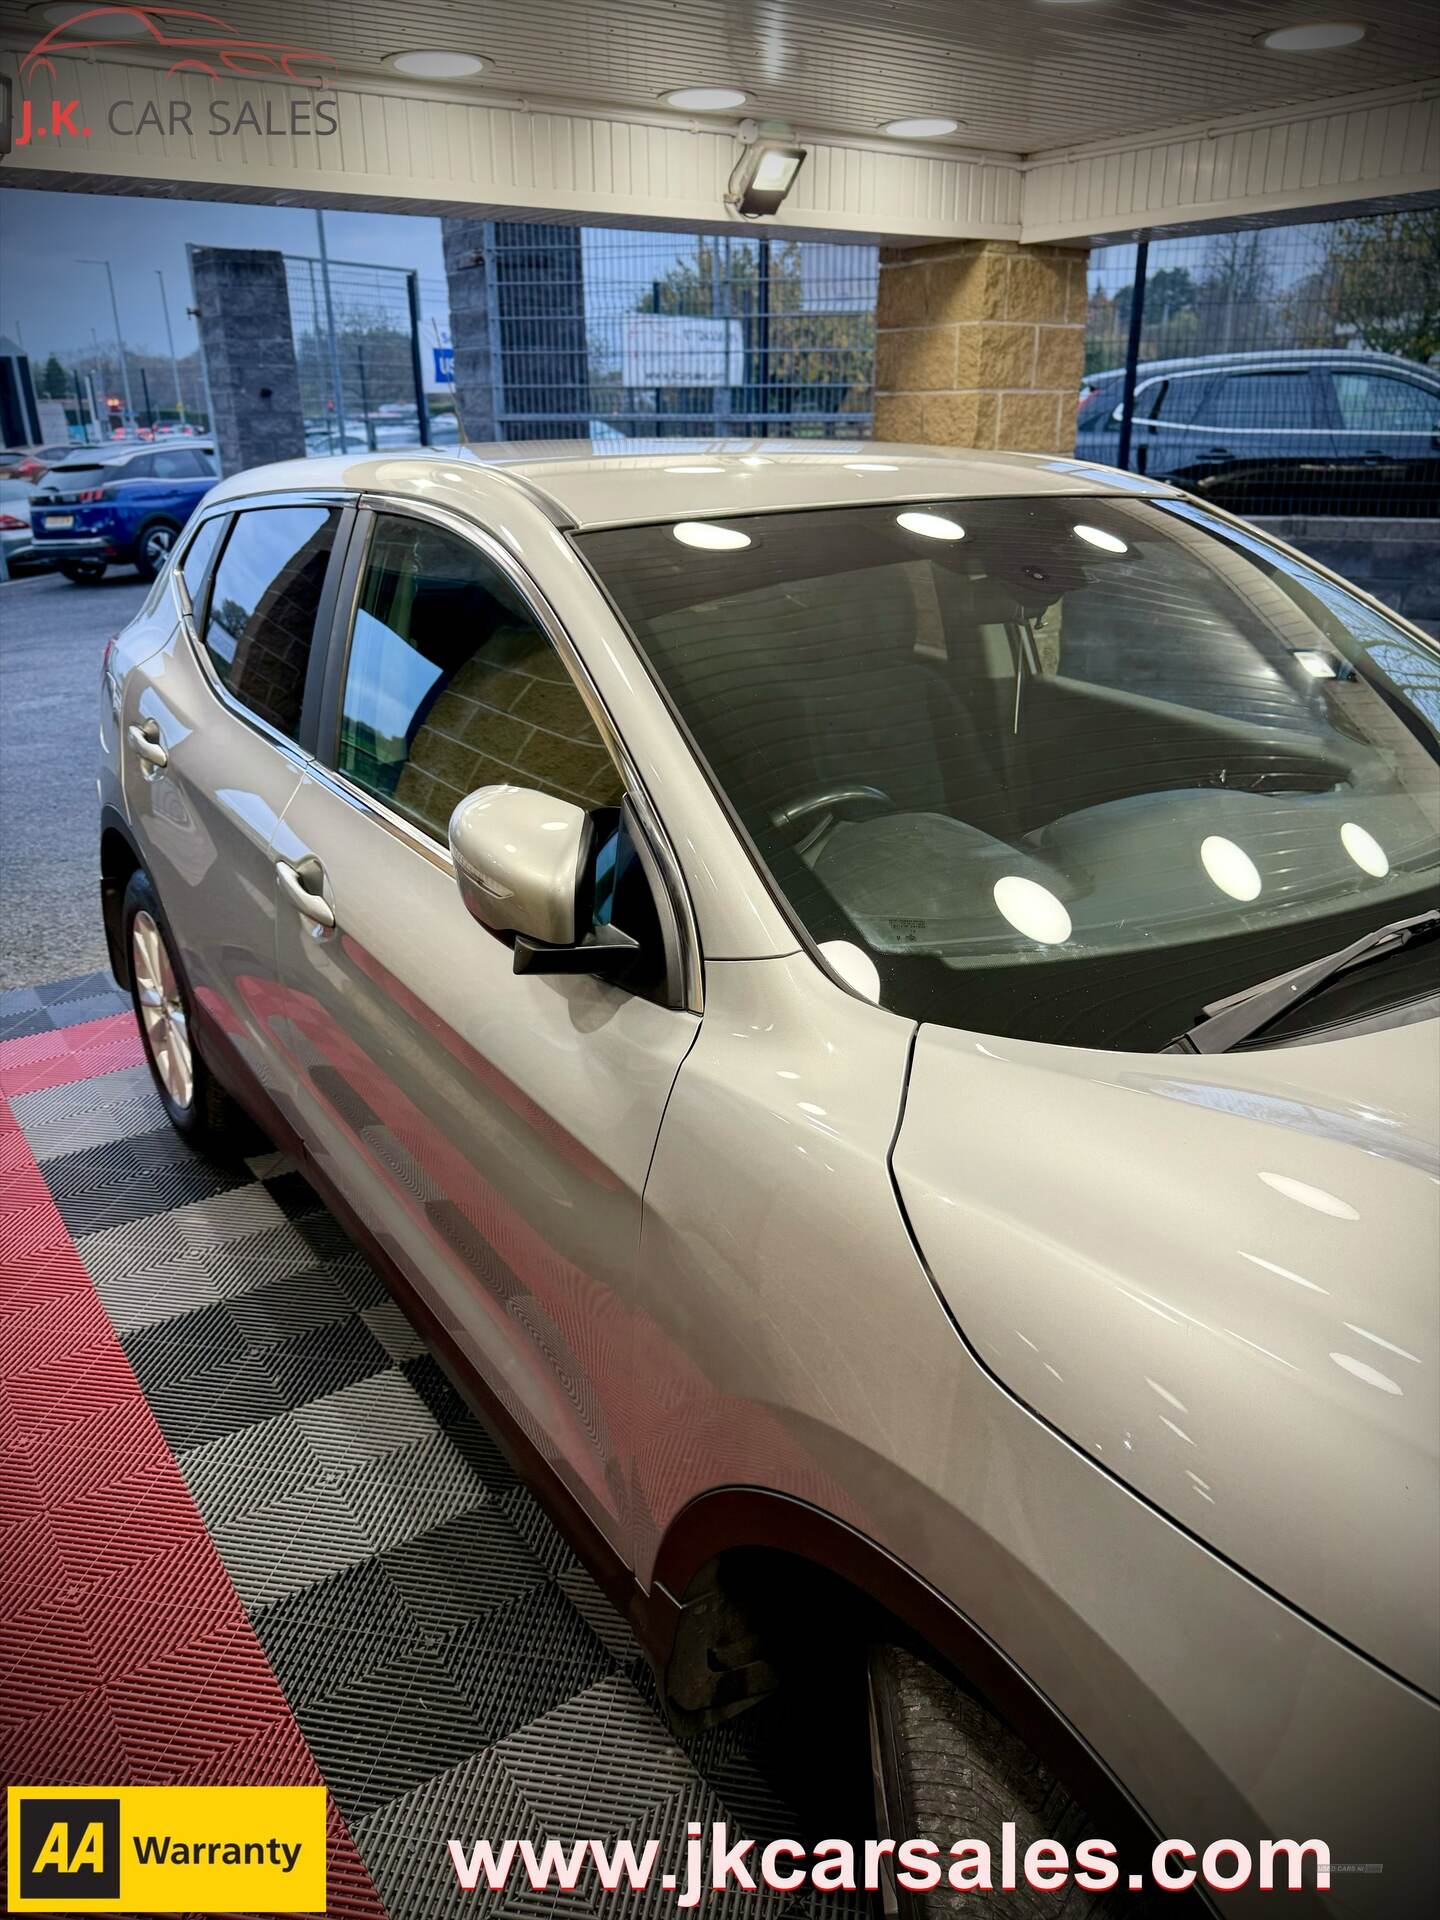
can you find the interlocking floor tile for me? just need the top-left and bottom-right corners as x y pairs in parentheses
(6, 1033), (864, 1920)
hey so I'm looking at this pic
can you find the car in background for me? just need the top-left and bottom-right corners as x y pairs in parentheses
(1076, 347), (1440, 515)
(0, 475), (53, 575)
(99, 444), (1439, 1913)
(0, 441), (81, 484)
(29, 440), (218, 582)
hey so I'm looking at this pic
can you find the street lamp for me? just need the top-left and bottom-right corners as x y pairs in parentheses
(154, 268), (188, 427)
(78, 258), (137, 431)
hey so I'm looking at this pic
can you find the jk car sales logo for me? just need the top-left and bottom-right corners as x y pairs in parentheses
(7, 1785), (326, 1912)
(7, 3), (339, 155)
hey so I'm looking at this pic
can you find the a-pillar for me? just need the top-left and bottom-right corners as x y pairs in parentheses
(873, 240), (1089, 454)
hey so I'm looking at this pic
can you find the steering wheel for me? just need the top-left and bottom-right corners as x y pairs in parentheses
(771, 783), (894, 846)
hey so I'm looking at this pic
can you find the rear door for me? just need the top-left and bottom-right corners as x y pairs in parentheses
(267, 500), (699, 1558)
(1176, 365), (1329, 511)
(1324, 366), (1440, 515)
(122, 498), (351, 1103)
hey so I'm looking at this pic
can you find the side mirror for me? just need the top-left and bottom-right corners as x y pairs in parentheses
(448, 784), (638, 978)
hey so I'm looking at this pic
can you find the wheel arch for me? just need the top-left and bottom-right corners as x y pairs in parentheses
(647, 1486), (1204, 1900)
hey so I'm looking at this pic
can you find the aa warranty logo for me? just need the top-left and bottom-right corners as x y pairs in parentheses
(7, 1784), (326, 1913)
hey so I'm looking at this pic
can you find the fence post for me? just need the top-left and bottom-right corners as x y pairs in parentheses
(1116, 237), (1149, 472)
(407, 270), (431, 447)
(315, 212), (349, 454)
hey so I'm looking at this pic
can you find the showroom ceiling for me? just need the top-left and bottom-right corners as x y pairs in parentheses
(12, 0), (1440, 156)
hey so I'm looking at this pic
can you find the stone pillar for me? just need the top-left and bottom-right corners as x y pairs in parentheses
(441, 218), (500, 443)
(873, 240), (1089, 454)
(189, 248), (305, 475)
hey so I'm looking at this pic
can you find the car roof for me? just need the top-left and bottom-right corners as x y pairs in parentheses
(51, 440), (214, 464)
(205, 439), (1176, 530)
(1084, 347), (1439, 385)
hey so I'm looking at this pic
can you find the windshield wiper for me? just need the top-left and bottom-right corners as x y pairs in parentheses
(1167, 908), (1440, 1055)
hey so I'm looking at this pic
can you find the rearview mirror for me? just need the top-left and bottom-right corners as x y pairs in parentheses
(448, 784), (639, 978)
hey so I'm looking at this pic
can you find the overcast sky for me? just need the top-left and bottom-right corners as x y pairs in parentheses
(0, 188), (451, 364)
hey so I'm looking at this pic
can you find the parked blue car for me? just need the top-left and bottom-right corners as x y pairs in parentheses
(28, 440), (218, 583)
(1076, 348), (1440, 517)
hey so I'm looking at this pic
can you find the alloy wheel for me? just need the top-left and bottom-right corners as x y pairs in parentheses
(144, 526), (175, 569)
(131, 909), (193, 1109)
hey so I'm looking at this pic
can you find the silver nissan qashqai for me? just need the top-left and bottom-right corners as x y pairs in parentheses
(99, 443), (1439, 1915)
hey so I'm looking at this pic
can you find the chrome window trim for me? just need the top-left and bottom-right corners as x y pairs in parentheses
(172, 494), (352, 773)
(1111, 362), (1440, 436)
(316, 491), (704, 1014)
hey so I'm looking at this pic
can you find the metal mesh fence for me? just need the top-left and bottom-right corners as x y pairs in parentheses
(489, 225), (878, 440)
(283, 255), (460, 455)
(1080, 212), (1440, 519)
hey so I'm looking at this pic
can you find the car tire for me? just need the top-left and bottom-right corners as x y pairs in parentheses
(60, 560), (107, 583)
(134, 519), (180, 581)
(121, 868), (247, 1155)
(868, 1645), (1148, 1918)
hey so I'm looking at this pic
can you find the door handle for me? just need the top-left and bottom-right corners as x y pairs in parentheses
(276, 859), (336, 928)
(127, 720), (168, 767)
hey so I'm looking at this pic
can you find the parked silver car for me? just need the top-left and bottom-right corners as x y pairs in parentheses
(99, 443), (1438, 1914)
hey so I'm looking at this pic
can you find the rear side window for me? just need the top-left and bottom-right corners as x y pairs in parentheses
(118, 453), (156, 479)
(202, 505), (340, 739)
(152, 447), (210, 478)
(1193, 370), (1315, 430)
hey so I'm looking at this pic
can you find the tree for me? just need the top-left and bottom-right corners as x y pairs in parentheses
(1197, 231), (1271, 352)
(1319, 210), (1440, 365)
(38, 352), (69, 400)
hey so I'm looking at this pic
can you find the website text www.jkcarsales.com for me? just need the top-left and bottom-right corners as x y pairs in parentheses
(446, 1821), (1333, 1904)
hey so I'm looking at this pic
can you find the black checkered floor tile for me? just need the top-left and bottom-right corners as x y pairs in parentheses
(9, 976), (872, 1918)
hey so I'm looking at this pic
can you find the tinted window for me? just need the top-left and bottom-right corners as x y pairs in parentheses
(151, 447), (208, 478)
(1193, 370), (1314, 431)
(1333, 372), (1440, 434)
(179, 515), (226, 605)
(337, 514), (622, 841)
(118, 453), (156, 479)
(203, 506), (339, 738)
(580, 499), (1439, 1051)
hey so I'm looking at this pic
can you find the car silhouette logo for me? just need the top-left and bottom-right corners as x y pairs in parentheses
(21, 4), (337, 90)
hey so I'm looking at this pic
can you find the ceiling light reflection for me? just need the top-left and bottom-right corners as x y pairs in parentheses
(1340, 821), (1389, 877)
(671, 521), (751, 550)
(897, 510), (964, 541)
(1200, 835), (1262, 902)
(993, 876), (1072, 944)
(1073, 523), (1128, 554)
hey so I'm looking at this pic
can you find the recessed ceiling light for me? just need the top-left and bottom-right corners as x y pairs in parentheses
(1259, 22), (1367, 51)
(672, 521), (751, 551)
(881, 116), (960, 139)
(664, 86), (749, 111)
(37, 2), (150, 35)
(665, 463), (725, 473)
(387, 51), (485, 79)
(846, 461), (900, 471)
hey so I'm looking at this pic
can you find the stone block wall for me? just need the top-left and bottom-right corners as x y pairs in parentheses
(873, 239), (1089, 453)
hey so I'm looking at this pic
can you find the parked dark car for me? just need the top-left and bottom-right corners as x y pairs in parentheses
(28, 441), (218, 581)
(1076, 348), (1440, 516)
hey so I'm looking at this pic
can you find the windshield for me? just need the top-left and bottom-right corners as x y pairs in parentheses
(577, 497), (1440, 1050)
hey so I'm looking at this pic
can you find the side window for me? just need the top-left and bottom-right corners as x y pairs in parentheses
(152, 448), (203, 479)
(336, 514), (624, 841)
(119, 453), (156, 480)
(178, 514), (226, 608)
(1193, 371), (1314, 431)
(202, 505), (340, 739)
(1333, 372), (1440, 434)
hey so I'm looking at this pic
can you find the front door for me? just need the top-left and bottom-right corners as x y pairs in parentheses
(268, 504), (698, 1557)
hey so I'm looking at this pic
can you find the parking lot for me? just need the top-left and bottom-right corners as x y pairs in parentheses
(0, 568), (149, 989)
